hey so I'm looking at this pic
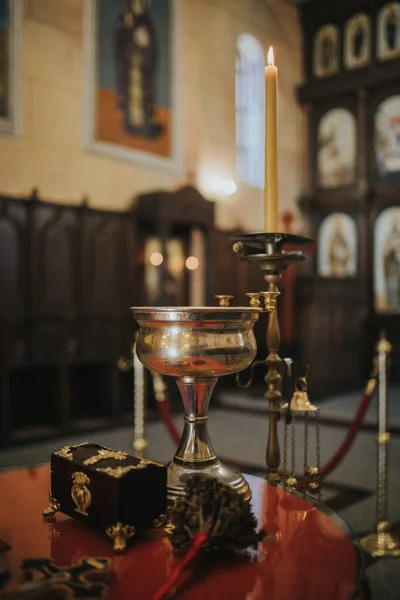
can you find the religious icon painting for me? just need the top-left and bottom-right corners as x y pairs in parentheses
(317, 108), (356, 188)
(344, 13), (371, 70)
(374, 206), (400, 313)
(317, 213), (357, 278)
(0, 0), (22, 136)
(377, 2), (400, 61)
(375, 95), (400, 179)
(84, 0), (180, 170)
(313, 25), (340, 78)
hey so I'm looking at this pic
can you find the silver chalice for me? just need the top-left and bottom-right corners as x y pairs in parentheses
(131, 306), (261, 503)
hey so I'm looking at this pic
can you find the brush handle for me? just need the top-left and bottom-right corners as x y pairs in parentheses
(152, 532), (208, 600)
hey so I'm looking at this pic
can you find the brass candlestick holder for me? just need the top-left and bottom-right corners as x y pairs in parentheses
(359, 332), (400, 557)
(131, 306), (261, 503)
(231, 232), (314, 482)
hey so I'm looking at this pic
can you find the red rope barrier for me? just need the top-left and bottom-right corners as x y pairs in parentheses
(298, 377), (377, 489)
(319, 382), (375, 479)
(151, 372), (181, 446)
(153, 372), (377, 485)
(157, 396), (181, 446)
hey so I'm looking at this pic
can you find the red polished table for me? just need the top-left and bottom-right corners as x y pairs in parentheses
(0, 466), (363, 599)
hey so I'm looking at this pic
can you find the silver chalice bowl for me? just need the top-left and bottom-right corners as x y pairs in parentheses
(131, 306), (261, 503)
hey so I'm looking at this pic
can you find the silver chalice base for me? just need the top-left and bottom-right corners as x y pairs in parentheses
(167, 457), (251, 503)
(131, 307), (262, 503)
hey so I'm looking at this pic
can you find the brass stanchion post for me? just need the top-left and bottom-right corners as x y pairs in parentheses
(117, 342), (148, 458)
(359, 332), (400, 557)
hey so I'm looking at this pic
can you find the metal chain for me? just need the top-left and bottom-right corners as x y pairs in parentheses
(283, 413), (288, 484)
(378, 442), (387, 525)
(304, 411), (309, 475)
(316, 408), (322, 501)
(291, 413), (296, 479)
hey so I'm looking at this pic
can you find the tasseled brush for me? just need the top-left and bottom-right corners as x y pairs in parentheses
(152, 475), (266, 600)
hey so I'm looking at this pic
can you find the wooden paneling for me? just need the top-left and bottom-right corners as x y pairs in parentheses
(0, 192), (136, 445)
(31, 202), (77, 365)
(0, 187), (218, 447)
(296, 278), (365, 397)
(0, 201), (27, 368)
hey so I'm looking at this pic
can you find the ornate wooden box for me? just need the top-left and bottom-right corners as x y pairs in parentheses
(43, 443), (167, 551)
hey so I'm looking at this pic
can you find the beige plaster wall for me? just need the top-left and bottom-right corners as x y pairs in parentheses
(0, 0), (305, 231)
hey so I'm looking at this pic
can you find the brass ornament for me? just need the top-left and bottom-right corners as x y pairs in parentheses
(164, 522), (176, 535)
(285, 476), (298, 488)
(286, 369), (317, 413)
(106, 522), (136, 552)
(95, 457), (163, 477)
(153, 513), (175, 534)
(133, 438), (148, 452)
(282, 368), (321, 497)
(140, 457), (164, 467)
(246, 293), (261, 307)
(117, 355), (134, 371)
(259, 289), (280, 313)
(96, 464), (145, 478)
(232, 241), (244, 254)
(215, 295), (233, 307)
(42, 492), (60, 517)
(365, 377), (377, 396)
(376, 333), (392, 355)
(153, 514), (168, 528)
(54, 446), (73, 461)
(71, 471), (91, 516)
(83, 449), (128, 466)
(54, 442), (96, 461)
(360, 524), (400, 557)
(306, 466), (321, 494)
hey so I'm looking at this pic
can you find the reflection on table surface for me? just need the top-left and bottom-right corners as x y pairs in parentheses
(0, 466), (361, 600)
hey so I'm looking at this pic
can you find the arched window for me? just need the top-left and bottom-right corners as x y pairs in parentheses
(236, 34), (265, 189)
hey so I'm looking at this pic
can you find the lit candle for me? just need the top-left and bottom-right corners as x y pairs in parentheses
(264, 46), (279, 233)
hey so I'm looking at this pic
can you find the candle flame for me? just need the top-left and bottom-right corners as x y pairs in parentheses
(268, 46), (275, 66)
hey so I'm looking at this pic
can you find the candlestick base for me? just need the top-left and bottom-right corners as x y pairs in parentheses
(231, 231), (313, 246)
(232, 232), (313, 270)
(359, 530), (400, 557)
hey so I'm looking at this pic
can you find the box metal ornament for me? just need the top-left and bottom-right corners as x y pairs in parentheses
(43, 442), (167, 551)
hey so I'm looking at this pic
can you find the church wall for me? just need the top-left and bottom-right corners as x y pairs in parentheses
(0, 0), (305, 231)
(190, 0), (307, 231)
